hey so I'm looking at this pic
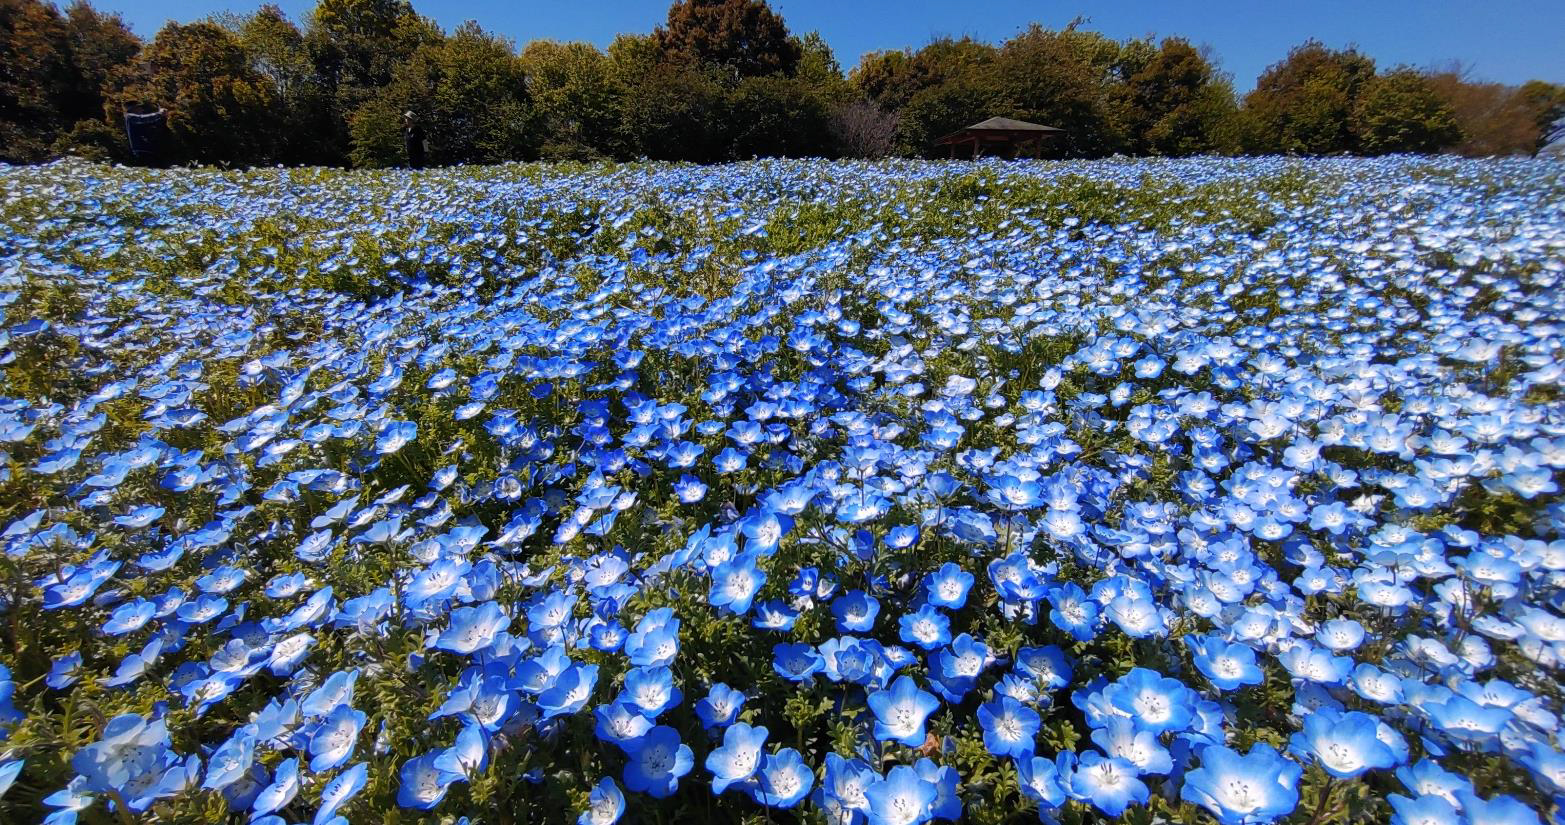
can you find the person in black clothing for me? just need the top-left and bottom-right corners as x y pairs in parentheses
(123, 106), (168, 167)
(403, 111), (427, 169)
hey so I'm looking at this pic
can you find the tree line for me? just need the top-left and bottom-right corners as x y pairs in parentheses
(3, 0), (1563, 167)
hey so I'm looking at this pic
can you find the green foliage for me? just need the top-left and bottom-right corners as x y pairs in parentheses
(521, 39), (627, 159)
(1241, 40), (1377, 155)
(109, 21), (281, 165)
(350, 20), (535, 167)
(1120, 38), (1238, 156)
(0, 0), (137, 162)
(616, 62), (728, 161)
(1352, 67), (1463, 154)
(236, 4), (339, 165)
(1, 2), (1560, 166)
(654, 0), (801, 80)
(724, 74), (832, 158)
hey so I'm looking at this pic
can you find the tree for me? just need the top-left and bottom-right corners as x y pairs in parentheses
(792, 31), (848, 102)
(1241, 40), (1376, 154)
(236, 5), (337, 164)
(350, 20), (533, 167)
(654, 0), (800, 80)
(109, 21), (278, 164)
(1351, 67), (1461, 154)
(1515, 80), (1565, 154)
(0, 0), (137, 162)
(1423, 66), (1540, 156)
(59, 1), (138, 124)
(307, 0), (420, 91)
(723, 74), (830, 158)
(1, 0), (76, 161)
(520, 39), (626, 159)
(894, 74), (1004, 157)
(609, 31), (726, 161)
(1121, 37), (1234, 155)
(851, 36), (995, 112)
(306, 0), (436, 161)
(993, 24), (1131, 157)
(829, 99), (898, 158)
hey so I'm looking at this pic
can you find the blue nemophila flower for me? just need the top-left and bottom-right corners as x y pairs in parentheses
(695, 683), (746, 730)
(814, 752), (877, 824)
(1010, 646), (1070, 694)
(405, 558), (470, 607)
(987, 474), (1041, 510)
(434, 601), (509, 655)
(832, 590), (880, 633)
(674, 474), (707, 503)
(1185, 635), (1265, 691)
(1066, 751), (1148, 816)
(315, 762), (368, 825)
(772, 643), (824, 683)
(302, 670), (358, 718)
(0, 758), (21, 799)
(752, 747), (813, 809)
(898, 604), (952, 651)
(396, 751), (454, 809)
(618, 666), (682, 718)
(1104, 668), (1196, 734)
(251, 756), (300, 818)
(539, 664), (598, 719)
(708, 552), (766, 615)
(1452, 792), (1542, 825)
(46, 651), (83, 689)
(868, 675), (941, 747)
(594, 701), (654, 751)
(739, 509), (793, 554)
(1090, 717), (1173, 775)
(1045, 582), (1099, 641)
(622, 725), (693, 799)
(1182, 743), (1302, 825)
(308, 703), (366, 773)
(1387, 794), (1460, 825)
(1423, 695), (1511, 743)
(102, 598), (156, 635)
(203, 730), (256, 791)
(1017, 754), (1066, 809)
(865, 764), (936, 825)
(978, 695), (1040, 758)
(375, 420), (416, 454)
(578, 776), (625, 825)
(1289, 709), (1398, 778)
(434, 723), (491, 781)
(912, 758), (960, 821)
(706, 722), (768, 794)
(624, 616), (680, 668)
(930, 634), (990, 701)
(923, 562), (973, 610)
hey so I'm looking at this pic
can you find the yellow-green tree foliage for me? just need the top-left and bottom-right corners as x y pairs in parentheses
(110, 21), (279, 164)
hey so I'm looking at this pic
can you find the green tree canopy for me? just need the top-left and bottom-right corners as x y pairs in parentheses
(1242, 40), (1376, 154)
(1120, 37), (1235, 155)
(520, 39), (626, 159)
(110, 21), (279, 164)
(1352, 67), (1462, 154)
(350, 20), (533, 167)
(1, 0), (136, 161)
(654, 0), (800, 80)
(992, 24), (1132, 157)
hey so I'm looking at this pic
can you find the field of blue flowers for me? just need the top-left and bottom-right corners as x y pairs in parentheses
(0, 155), (1562, 825)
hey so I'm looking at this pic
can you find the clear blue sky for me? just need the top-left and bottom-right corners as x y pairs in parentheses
(91, 0), (1564, 90)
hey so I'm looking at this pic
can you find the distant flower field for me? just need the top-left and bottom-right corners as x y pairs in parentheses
(0, 156), (1562, 825)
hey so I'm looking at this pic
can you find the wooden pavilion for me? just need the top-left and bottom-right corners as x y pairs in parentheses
(934, 117), (1062, 159)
